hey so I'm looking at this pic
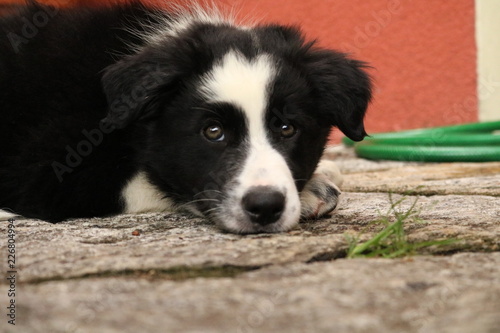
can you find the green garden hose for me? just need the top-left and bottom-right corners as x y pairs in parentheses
(342, 121), (500, 162)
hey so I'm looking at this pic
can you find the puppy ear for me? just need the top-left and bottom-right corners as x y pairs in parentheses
(305, 50), (372, 141)
(101, 51), (175, 129)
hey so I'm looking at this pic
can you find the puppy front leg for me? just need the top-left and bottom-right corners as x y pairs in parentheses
(300, 160), (343, 219)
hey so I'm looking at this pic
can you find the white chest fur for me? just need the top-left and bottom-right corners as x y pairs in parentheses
(121, 172), (175, 214)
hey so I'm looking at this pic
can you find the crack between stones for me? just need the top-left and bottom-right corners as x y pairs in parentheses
(306, 250), (348, 263)
(344, 190), (500, 197)
(18, 265), (264, 285)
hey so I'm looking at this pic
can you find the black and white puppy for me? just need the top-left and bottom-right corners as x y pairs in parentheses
(0, 1), (371, 233)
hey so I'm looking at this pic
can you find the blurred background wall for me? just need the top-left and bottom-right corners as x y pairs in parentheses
(1, 0), (498, 142)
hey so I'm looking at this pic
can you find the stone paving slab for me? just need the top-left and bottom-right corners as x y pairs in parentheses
(1, 192), (498, 284)
(8, 253), (500, 333)
(342, 163), (500, 196)
(325, 146), (500, 196)
(0, 146), (499, 332)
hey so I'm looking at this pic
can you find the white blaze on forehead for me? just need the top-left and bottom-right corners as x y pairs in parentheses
(201, 51), (274, 117)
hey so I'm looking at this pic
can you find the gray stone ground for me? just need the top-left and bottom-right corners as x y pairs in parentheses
(1, 146), (499, 333)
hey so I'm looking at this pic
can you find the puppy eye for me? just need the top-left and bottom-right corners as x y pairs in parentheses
(280, 123), (296, 139)
(203, 122), (225, 142)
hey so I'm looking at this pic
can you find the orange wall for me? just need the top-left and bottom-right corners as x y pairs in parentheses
(230, 0), (478, 140)
(2, 0), (477, 141)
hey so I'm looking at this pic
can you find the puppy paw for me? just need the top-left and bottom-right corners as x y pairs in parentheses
(300, 160), (343, 219)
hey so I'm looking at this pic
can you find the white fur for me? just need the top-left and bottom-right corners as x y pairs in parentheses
(201, 51), (274, 116)
(141, 1), (250, 47)
(0, 210), (17, 221)
(200, 50), (300, 232)
(230, 145), (301, 233)
(122, 172), (175, 214)
(312, 159), (344, 187)
(300, 160), (343, 219)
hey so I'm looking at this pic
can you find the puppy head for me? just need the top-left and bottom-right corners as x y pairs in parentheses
(102, 20), (371, 233)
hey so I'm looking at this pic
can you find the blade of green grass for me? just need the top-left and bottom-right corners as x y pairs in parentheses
(345, 194), (459, 259)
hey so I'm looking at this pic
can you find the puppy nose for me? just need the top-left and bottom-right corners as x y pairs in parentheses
(242, 186), (285, 225)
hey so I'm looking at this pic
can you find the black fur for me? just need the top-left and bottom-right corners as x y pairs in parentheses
(0, 2), (371, 224)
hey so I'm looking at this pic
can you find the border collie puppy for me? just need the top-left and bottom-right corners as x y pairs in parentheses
(0, 1), (371, 233)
